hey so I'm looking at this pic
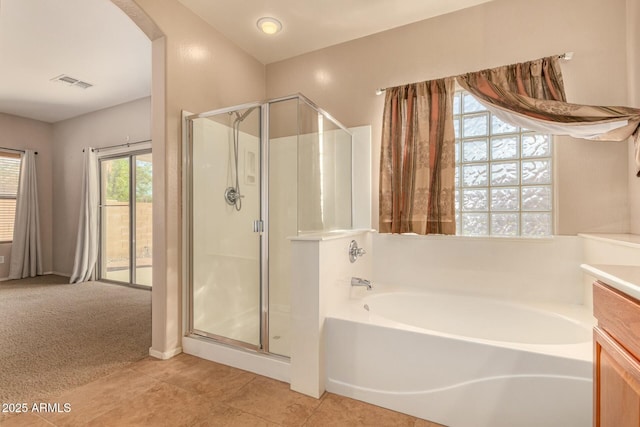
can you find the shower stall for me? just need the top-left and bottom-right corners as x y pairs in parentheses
(184, 94), (353, 358)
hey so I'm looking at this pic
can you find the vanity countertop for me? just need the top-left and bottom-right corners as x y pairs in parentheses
(581, 264), (640, 301)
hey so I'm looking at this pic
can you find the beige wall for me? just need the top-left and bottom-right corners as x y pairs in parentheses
(124, 0), (266, 356)
(52, 97), (151, 276)
(0, 114), (53, 279)
(115, 0), (638, 357)
(266, 0), (632, 235)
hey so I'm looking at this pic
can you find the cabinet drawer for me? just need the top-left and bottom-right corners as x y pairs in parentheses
(594, 281), (640, 361)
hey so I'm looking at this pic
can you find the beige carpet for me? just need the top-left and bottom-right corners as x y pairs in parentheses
(0, 275), (151, 402)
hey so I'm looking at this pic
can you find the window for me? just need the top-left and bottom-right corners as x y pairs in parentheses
(0, 152), (21, 242)
(454, 91), (553, 237)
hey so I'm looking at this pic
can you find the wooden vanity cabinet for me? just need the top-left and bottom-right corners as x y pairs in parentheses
(593, 281), (640, 427)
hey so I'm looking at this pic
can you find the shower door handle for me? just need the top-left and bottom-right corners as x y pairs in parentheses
(253, 220), (264, 233)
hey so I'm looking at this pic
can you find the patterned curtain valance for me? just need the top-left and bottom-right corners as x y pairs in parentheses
(457, 56), (640, 175)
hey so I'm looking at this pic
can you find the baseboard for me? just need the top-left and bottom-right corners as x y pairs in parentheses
(0, 271), (68, 282)
(50, 271), (71, 277)
(149, 346), (183, 360)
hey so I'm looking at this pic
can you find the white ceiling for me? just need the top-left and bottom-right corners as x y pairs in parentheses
(178, 0), (494, 64)
(0, 0), (493, 123)
(0, 0), (151, 123)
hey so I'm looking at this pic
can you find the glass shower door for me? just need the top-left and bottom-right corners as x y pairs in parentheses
(189, 107), (262, 348)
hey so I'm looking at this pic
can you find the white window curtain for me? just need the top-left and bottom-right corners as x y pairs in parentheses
(70, 148), (99, 283)
(9, 150), (42, 279)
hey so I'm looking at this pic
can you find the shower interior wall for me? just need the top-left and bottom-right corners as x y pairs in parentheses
(191, 117), (262, 347)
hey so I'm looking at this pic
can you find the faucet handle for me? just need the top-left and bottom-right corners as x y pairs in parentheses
(349, 240), (366, 263)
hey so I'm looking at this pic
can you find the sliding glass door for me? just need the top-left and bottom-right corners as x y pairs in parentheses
(99, 151), (152, 287)
(134, 153), (153, 286)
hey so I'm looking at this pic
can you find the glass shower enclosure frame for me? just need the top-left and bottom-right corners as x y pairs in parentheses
(184, 94), (353, 357)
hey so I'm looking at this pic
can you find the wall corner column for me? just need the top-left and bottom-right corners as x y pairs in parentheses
(290, 239), (323, 397)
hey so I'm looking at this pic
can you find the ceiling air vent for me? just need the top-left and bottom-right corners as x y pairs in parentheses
(50, 74), (94, 89)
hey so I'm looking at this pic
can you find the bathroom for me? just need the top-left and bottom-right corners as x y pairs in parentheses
(116, 0), (640, 426)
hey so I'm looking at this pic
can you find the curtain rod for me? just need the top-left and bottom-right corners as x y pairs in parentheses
(374, 52), (574, 95)
(0, 146), (38, 155)
(83, 139), (151, 153)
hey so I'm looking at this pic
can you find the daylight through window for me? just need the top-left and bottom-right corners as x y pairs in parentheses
(454, 91), (553, 237)
(0, 152), (21, 242)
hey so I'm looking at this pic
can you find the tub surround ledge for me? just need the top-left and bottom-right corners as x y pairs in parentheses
(578, 233), (640, 249)
(289, 229), (374, 241)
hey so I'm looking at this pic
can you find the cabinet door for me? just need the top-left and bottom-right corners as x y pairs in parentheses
(595, 327), (640, 427)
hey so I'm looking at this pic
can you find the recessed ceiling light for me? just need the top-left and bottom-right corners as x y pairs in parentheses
(257, 17), (282, 35)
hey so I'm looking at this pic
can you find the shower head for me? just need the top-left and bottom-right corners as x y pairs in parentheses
(234, 106), (258, 123)
(227, 105), (258, 212)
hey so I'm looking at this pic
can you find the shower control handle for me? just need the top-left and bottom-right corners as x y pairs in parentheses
(349, 240), (366, 263)
(224, 187), (244, 205)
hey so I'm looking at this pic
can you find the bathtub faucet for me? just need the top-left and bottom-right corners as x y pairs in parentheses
(351, 277), (372, 290)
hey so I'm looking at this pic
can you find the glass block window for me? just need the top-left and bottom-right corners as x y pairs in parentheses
(454, 91), (553, 237)
(0, 152), (21, 242)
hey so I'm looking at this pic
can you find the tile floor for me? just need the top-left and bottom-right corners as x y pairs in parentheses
(1, 354), (445, 426)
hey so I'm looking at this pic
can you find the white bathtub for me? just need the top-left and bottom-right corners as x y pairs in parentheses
(325, 287), (594, 427)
